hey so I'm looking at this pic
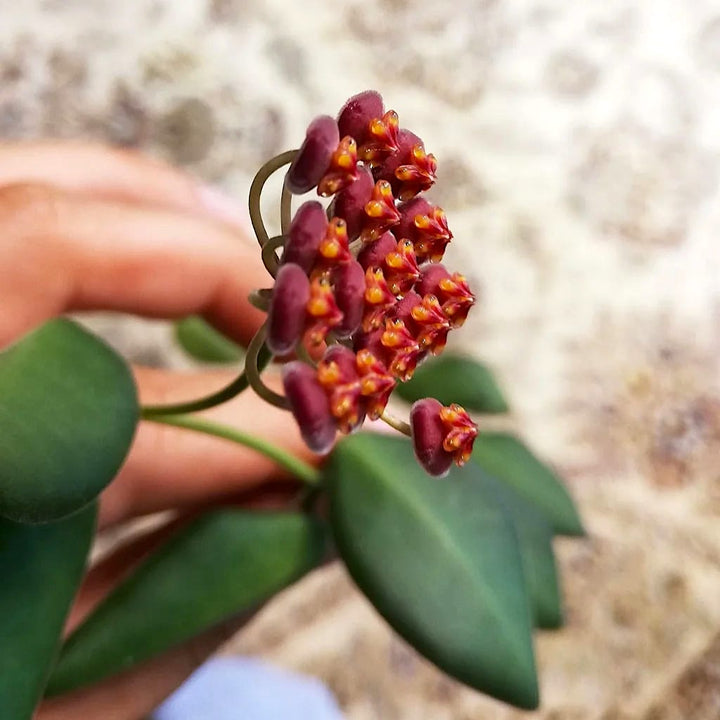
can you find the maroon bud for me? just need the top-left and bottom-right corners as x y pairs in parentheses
(331, 167), (374, 239)
(357, 230), (397, 270)
(337, 90), (384, 144)
(287, 115), (340, 194)
(416, 263), (451, 298)
(373, 129), (422, 191)
(266, 263), (310, 355)
(283, 201), (328, 273)
(396, 197), (433, 241)
(333, 260), (366, 338)
(282, 361), (337, 453)
(410, 398), (453, 477)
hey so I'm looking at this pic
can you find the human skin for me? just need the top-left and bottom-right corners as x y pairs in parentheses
(0, 141), (315, 719)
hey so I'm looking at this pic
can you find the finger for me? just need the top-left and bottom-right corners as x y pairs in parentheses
(98, 366), (314, 529)
(0, 184), (268, 347)
(0, 141), (248, 228)
(37, 613), (250, 720)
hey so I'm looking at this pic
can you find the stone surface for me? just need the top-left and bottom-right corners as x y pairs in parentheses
(2, 0), (720, 717)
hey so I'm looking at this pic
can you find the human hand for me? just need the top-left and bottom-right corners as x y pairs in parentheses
(0, 141), (314, 719)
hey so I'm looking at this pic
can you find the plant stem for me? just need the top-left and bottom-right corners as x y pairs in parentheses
(248, 149), (298, 248)
(280, 175), (292, 235)
(244, 324), (289, 409)
(144, 413), (321, 487)
(142, 339), (272, 418)
(381, 411), (412, 436)
(261, 234), (286, 278)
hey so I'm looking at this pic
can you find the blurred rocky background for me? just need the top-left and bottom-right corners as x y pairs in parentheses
(3, 0), (720, 717)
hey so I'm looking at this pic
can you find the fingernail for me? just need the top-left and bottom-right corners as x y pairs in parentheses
(197, 184), (251, 230)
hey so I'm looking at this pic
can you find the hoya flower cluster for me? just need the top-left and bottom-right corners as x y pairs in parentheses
(252, 91), (478, 476)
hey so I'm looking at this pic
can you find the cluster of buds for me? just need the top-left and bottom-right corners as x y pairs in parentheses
(254, 91), (478, 476)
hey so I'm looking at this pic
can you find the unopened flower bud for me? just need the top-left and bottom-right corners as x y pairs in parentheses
(334, 260), (366, 338)
(282, 361), (337, 453)
(331, 167), (374, 239)
(410, 398), (453, 477)
(287, 115), (340, 194)
(267, 263), (311, 355)
(337, 90), (384, 144)
(283, 201), (327, 273)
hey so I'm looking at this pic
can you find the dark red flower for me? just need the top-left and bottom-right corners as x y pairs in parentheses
(330, 167), (375, 240)
(283, 361), (337, 453)
(287, 115), (340, 194)
(410, 398), (453, 477)
(333, 260), (366, 338)
(410, 399), (478, 476)
(317, 345), (364, 434)
(267, 263), (311, 355)
(318, 136), (359, 197)
(283, 201), (327, 273)
(337, 90), (384, 144)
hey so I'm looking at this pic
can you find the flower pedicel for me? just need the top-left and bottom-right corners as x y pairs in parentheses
(244, 90), (478, 477)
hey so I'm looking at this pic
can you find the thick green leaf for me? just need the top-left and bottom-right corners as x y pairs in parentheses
(472, 433), (584, 536)
(0, 504), (96, 719)
(47, 510), (325, 696)
(395, 354), (509, 414)
(0, 319), (139, 523)
(473, 469), (563, 629)
(174, 316), (244, 364)
(326, 434), (538, 710)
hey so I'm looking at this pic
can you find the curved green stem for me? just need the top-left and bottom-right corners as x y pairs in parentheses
(248, 149), (298, 248)
(143, 413), (320, 487)
(261, 234), (286, 278)
(142, 339), (272, 418)
(248, 288), (272, 312)
(280, 175), (293, 236)
(381, 411), (412, 437)
(244, 324), (289, 409)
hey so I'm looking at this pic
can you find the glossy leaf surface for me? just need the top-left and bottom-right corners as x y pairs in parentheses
(476, 469), (563, 628)
(326, 433), (538, 709)
(0, 319), (138, 522)
(47, 510), (325, 695)
(395, 354), (509, 414)
(472, 432), (584, 536)
(174, 316), (244, 364)
(0, 505), (96, 719)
